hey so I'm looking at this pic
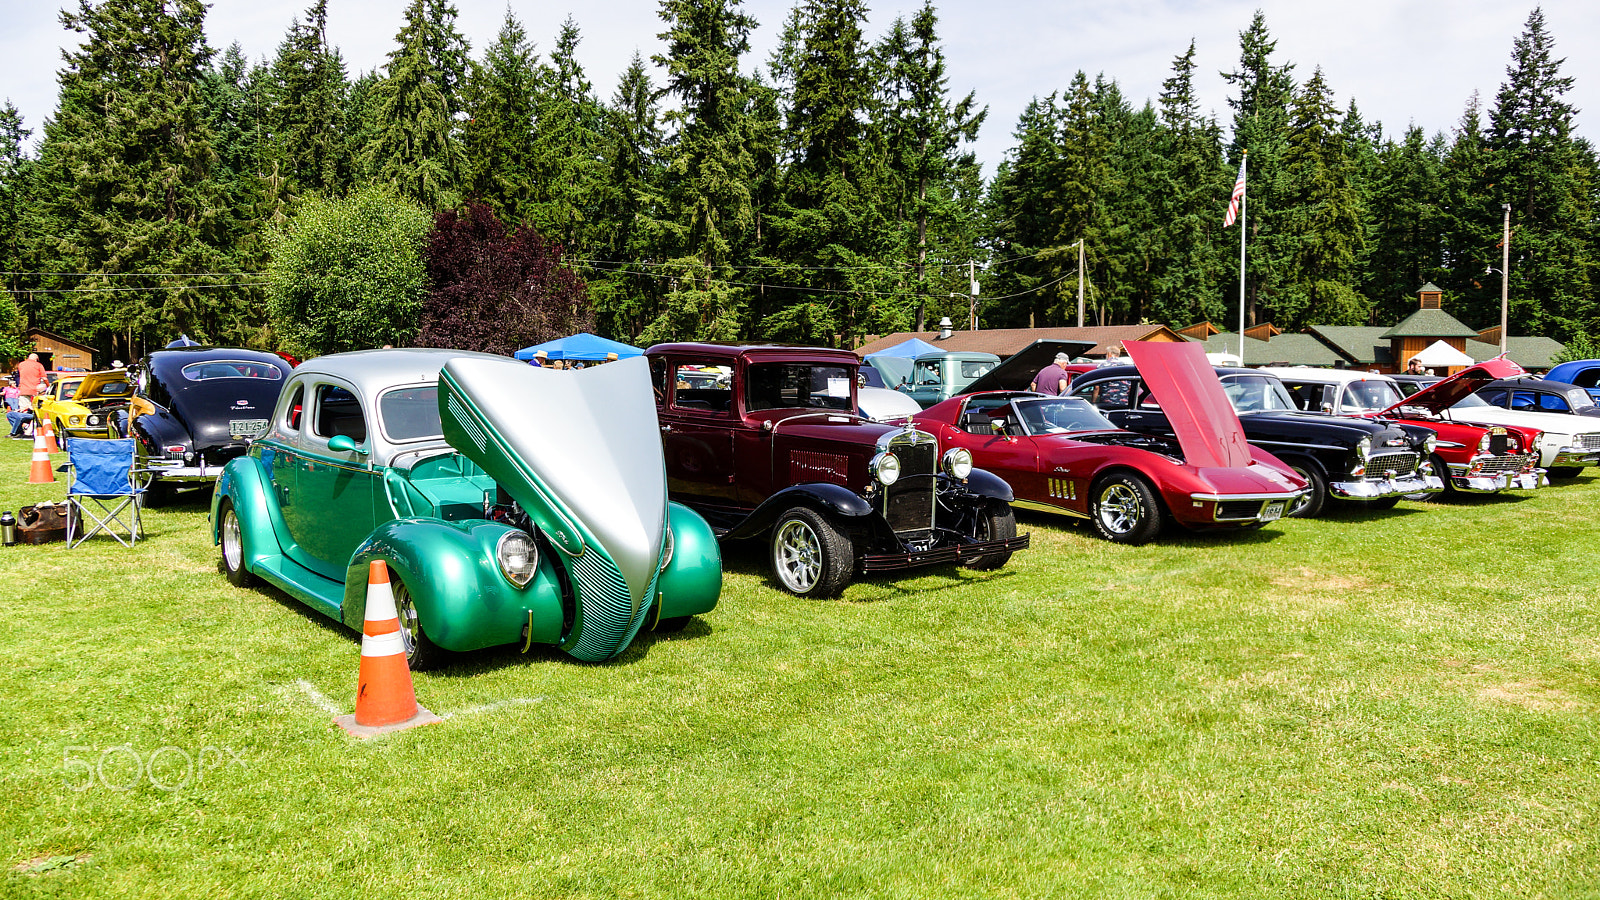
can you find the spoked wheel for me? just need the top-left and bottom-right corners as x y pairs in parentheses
(1090, 474), (1162, 545)
(770, 507), (853, 597)
(391, 577), (441, 670)
(219, 500), (255, 588)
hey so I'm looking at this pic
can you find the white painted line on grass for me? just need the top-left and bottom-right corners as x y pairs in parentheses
(292, 679), (345, 716)
(440, 697), (544, 719)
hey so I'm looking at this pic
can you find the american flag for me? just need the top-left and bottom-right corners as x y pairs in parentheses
(1223, 156), (1246, 227)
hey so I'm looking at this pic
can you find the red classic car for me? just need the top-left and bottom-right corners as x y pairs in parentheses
(914, 341), (1309, 543)
(646, 343), (1030, 596)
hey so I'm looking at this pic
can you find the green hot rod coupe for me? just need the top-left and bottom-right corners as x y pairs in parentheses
(211, 349), (722, 666)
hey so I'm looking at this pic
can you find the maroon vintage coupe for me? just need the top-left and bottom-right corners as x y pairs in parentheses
(914, 341), (1309, 543)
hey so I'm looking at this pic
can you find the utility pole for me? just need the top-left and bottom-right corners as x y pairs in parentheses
(1073, 238), (1086, 327)
(1500, 203), (1511, 356)
(968, 260), (979, 331)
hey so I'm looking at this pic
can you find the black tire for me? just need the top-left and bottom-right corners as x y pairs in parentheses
(1548, 466), (1583, 479)
(391, 573), (442, 671)
(1427, 454), (1456, 500)
(770, 507), (854, 597)
(653, 616), (693, 633)
(1366, 496), (1401, 510)
(962, 500), (1017, 570)
(1089, 473), (1163, 545)
(1285, 461), (1327, 518)
(55, 419), (69, 450)
(142, 479), (174, 509)
(218, 500), (256, 588)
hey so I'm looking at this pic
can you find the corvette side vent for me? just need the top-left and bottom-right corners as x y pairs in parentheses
(446, 392), (488, 452)
(563, 551), (657, 662)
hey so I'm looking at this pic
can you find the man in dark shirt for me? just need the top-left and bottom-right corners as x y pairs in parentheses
(1030, 353), (1074, 395)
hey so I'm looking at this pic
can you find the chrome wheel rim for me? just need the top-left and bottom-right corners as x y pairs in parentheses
(1096, 483), (1142, 535)
(1288, 466), (1315, 516)
(393, 581), (419, 658)
(221, 509), (243, 572)
(774, 519), (822, 593)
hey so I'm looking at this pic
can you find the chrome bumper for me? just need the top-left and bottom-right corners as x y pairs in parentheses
(145, 462), (226, 482)
(1330, 472), (1443, 499)
(1190, 490), (1307, 523)
(1549, 448), (1600, 467)
(1452, 470), (1546, 493)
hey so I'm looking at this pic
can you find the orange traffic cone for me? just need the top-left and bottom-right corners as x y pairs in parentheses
(334, 560), (440, 737)
(38, 416), (58, 454)
(27, 430), (55, 484)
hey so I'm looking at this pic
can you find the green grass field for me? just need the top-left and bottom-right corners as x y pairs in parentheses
(2, 435), (1597, 898)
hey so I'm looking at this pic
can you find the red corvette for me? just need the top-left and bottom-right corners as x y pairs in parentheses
(914, 341), (1308, 543)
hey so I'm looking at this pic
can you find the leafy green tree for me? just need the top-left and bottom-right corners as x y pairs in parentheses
(1363, 126), (1447, 322)
(527, 17), (606, 248)
(198, 43), (273, 343)
(1437, 95), (1497, 317)
(364, 0), (469, 210)
(1275, 67), (1366, 327)
(26, 0), (241, 357)
(1150, 41), (1229, 328)
(461, 11), (539, 225)
(876, 1), (986, 331)
(983, 95), (1063, 328)
(1221, 10), (1296, 327)
(1482, 7), (1594, 339)
(266, 185), (431, 356)
(266, 0), (348, 205)
(588, 53), (667, 341)
(0, 102), (32, 301)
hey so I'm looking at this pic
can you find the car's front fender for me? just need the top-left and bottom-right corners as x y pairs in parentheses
(211, 456), (285, 568)
(953, 467), (1014, 503)
(345, 519), (567, 654)
(655, 501), (722, 620)
(722, 482), (876, 541)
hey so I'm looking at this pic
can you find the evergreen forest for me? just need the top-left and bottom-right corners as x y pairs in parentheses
(0, 0), (1594, 361)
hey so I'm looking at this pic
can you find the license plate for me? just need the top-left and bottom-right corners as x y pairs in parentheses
(1260, 501), (1286, 522)
(229, 418), (269, 438)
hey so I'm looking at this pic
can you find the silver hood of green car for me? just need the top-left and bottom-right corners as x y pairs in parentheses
(438, 355), (667, 659)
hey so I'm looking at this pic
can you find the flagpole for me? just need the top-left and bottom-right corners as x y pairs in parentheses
(1238, 150), (1247, 363)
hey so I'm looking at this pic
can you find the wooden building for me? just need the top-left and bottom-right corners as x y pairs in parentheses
(23, 329), (97, 372)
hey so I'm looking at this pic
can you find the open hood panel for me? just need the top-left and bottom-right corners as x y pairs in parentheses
(438, 355), (667, 628)
(1123, 340), (1252, 469)
(1381, 358), (1525, 415)
(959, 339), (1097, 395)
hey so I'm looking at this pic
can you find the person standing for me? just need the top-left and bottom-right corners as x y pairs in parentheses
(16, 353), (46, 408)
(1030, 353), (1074, 395)
(1098, 343), (1125, 367)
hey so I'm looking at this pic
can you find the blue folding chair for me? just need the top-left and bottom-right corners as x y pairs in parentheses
(65, 437), (147, 548)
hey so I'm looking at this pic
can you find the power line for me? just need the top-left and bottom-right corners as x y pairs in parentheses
(0, 271), (267, 277)
(1, 282), (268, 295)
(571, 260), (1074, 303)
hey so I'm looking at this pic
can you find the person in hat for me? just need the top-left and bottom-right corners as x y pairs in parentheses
(531, 350), (548, 368)
(1030, 353), (1074, 396)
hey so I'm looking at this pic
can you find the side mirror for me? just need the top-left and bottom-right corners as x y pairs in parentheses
(1319, 402), (1333, 414)
(328, 434), (368, 455)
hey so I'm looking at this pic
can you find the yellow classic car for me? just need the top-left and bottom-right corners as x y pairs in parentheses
(36, 369), (134, 439)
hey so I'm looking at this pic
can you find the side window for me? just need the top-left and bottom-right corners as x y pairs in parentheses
(312, 384), (367, 443)
(671, 363), (734, 413)
(649, 356), (667, 403)
(1083, 379), (1133, 410)
(1478, 388), (1509, 408)
(1135, 382), (1162, 410)
(914, 359), (942, 386)
(283, 383), (305, 432)
(1537, 392), (1570, 413)
(1280, 382), (1319, 411)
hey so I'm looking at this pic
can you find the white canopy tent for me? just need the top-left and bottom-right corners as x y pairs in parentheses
(1408, 340), (1476, 369)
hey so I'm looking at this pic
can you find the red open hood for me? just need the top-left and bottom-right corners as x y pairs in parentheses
(1379, 357), (1526, 415)
(1123, 340), (1251, 468)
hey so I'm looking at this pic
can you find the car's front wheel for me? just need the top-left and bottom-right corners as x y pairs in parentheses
(1090, 473), (1162, 544)
(771, 507), (853, 597)
(219, 500), (256, 588)
(1285, 461), (1327, 518)
(391, 574), (442, 671)
(961, 500), (1017, 570)
(1548, 466), (1582, 479)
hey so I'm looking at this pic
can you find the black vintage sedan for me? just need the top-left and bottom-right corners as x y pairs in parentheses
(1067, 365), (1442, 518)
(1474, 377), (1600, 418)
(130, 346), (294, 504)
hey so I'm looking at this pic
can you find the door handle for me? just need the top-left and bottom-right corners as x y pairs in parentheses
(661, 424), (673, 433)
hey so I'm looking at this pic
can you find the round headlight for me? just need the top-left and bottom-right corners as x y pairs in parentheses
(1355, 436), (1371, 458)
(1477, 433), (1491, 453)
(870, 451), (900, 486)
(1423, 433), (1437, 455)
(942, 447), (973, 480)
(659, 525), (675, 573)
(496, 531), (539, 587)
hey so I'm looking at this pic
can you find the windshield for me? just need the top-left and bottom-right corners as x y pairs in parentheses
(380, 385), (443, 442)
(957, 360), (996, 382)
(1450, 392), (1491, 409)
(1013, 397), (1117, 435)
(1221, 375), (1299, 413)
(1340, 380), (1404, 414)
(181, 361), (284, 381)
(746, 363), (854, 412)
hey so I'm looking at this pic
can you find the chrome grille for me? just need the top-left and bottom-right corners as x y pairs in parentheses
(1216, 500), (1268, 521)
(882, 430), (937, 534)
(1364, 450), (1419, 478)
(1578, 433), (1600, 451)
(1476, 453), (1532, 475)
(564, 549), (657, 662)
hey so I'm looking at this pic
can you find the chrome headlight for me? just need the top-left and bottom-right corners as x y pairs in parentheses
(1423, 433), (1437, 455)
(870, 451), (900, 486)
(1355, 436), (1371, 458)
(496, 531), (539, 587)
(1477, 433), (1491, 453)
(942, 447), (973, 480)
(658, 525), (675, 573)
(1351, 436), (1371, 475)
(69, 415), (83, 426)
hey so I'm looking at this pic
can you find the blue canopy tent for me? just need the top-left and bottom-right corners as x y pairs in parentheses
(864, 337), (940, 359)
(513, 332), (643, 362)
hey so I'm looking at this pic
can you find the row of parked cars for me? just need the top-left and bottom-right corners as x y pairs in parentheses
(59, 339), (1598, 670)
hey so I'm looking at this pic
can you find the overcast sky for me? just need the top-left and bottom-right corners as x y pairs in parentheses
(2, 0), (1595, 175)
